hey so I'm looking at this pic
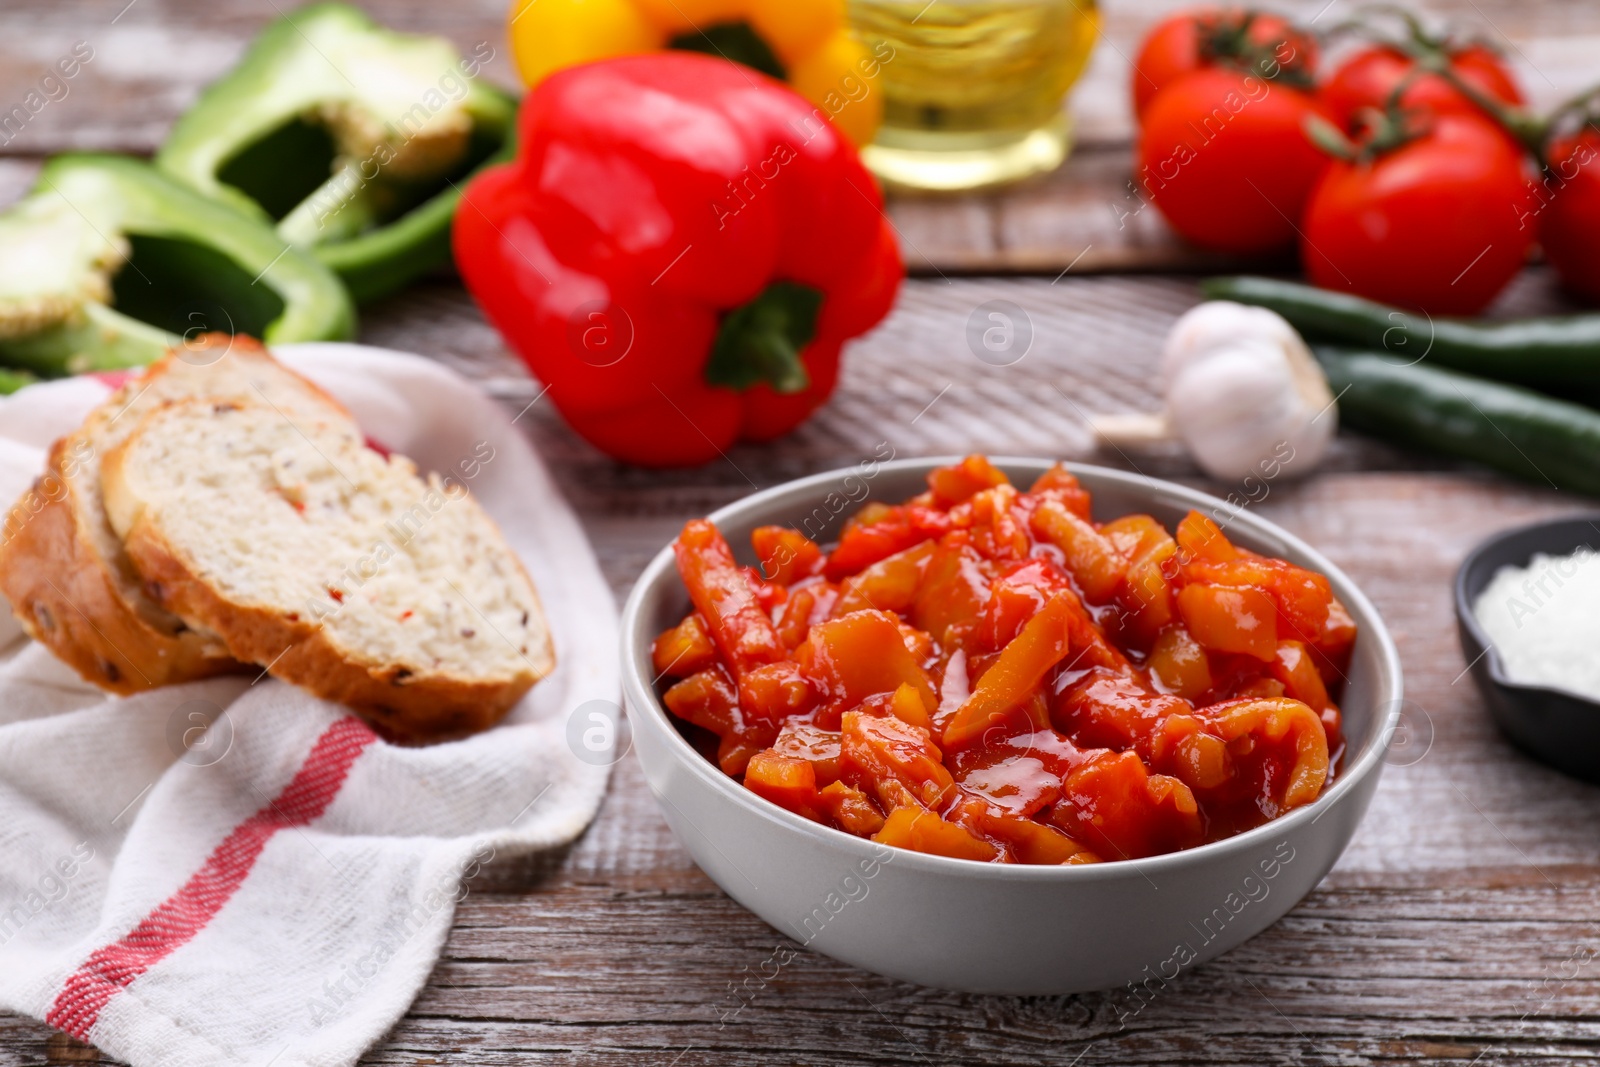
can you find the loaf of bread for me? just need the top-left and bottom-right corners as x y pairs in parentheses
(0, 334), (352, 692)
(100, 396), (553, 739)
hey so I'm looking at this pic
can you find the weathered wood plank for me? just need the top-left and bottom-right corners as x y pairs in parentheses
(11, 859), (1600, 1065)
(361, 268), (1594, 505)
(2, 0), (1591, 155)
(5, 266), (1600, 1064)
(319, 266), (1600, 1065)
(0, 158), (40, 205)
(4, 0), (1600, 1051)
(4, 0), (1598, 272)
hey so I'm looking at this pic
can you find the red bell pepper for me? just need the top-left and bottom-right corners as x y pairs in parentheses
(453, 53), (902, 467)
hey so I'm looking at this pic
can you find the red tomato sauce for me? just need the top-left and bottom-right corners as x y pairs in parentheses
(654, 456), (1355, 864)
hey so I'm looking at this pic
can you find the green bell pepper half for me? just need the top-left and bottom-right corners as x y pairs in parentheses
(0, 153), (355, 376)
(155, 2), (517, 303)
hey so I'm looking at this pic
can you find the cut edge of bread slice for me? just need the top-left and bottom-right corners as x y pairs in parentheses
(102, 396), (554, 739)
(0, 333), (354, 693)
(0, 435), (225, 691)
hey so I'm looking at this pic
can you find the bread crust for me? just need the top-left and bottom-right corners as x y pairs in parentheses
(76, 335), (353, 446)
(0, 335), (360, 694)
(1, 337), (552, 740)
(102, 402), (553, 741)
(114, 514), (542, 739)
(0, 437), (241, 693)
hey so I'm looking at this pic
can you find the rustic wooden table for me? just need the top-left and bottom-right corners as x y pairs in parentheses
(4, 1), (1600, 1063)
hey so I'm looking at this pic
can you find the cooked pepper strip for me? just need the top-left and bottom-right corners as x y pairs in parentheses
(928, 454), (1011, 505)
(751, 526), (825, 585)
(978, 558), (1073, 651)
(1049, 750), (1204, 860)
(651, 613), (718, 679)
(797, 610), (938, 726)
(841, 708), (955, 812)
(663, 664), (776, 775)
(744, 751), (826, 821)
(672, 520), (787, 676)
(1053, 666), (1234, 792)
(1146, 624), (1213, 700)
(944, 591), (1084, 751)
(832, 541), (937, 616)
(873, 805), (999, 862)
(654, 454), (1353, 862)
(1176, 584), (1279, 661)
(827, 505), (949, 580)
(1030, 498), (1128, 604)
(1204, 697), (1330, 817)
(910, 535), (991, 651)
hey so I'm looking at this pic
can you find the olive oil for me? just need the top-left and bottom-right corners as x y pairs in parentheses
(848, 0), (1100, 191)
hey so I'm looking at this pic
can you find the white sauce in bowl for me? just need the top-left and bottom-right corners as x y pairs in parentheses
(1474, 547), (1600, 700)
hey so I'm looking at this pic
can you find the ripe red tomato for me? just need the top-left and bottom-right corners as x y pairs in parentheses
(1319, 44), (1524, 133)
(1136, 67), (1332, 254)
(1131, 7), (1317, 120)
(1301, 115), (1535, 315)
(1538, 130), (1600, 303)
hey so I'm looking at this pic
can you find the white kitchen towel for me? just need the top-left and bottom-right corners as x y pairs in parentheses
(0, 343), (618, 1067)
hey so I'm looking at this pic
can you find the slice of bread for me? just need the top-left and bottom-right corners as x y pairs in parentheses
(0, 334), (354, 692)
(101, 397), (553, 739)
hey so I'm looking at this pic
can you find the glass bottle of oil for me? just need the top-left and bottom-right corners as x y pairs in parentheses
(848, 0), (1100, 192)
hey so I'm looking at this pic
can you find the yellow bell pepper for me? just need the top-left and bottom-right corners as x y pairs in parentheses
(507, 0), (885, 145)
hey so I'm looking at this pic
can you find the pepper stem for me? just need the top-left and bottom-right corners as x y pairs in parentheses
(703, 281), (824, 395)
(1193, 10), (1314, 90)
(668, 22), (787, 81)
(1411, 55), (1549, 160)
(1332, 6), (1547, 161)
(1304, 114), (1361, 162)
(1527, 81), (1600, 159)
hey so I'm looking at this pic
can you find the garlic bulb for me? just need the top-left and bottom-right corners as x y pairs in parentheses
(1094, 301), (1337, 483)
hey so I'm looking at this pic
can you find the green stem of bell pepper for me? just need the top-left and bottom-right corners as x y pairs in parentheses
(703, 281), (824, 394)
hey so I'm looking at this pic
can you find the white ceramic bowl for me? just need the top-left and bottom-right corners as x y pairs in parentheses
(620, 457), (1402, 995)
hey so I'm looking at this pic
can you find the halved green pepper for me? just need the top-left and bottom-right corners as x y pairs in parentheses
(0, 154), (355, 377)
(156, 2), (517, 302)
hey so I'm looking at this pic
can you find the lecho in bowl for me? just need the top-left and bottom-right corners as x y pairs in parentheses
(620, 456), (1402, 994)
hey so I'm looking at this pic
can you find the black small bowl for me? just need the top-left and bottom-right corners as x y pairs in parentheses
(1455, 514), (1600, 784)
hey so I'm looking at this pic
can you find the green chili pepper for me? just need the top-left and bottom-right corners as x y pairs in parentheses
(1205, 276), (1600, 390)
(156, 2), (517, 303)
(0, 154), (354, 377)
(1316, 345), (1600, 496)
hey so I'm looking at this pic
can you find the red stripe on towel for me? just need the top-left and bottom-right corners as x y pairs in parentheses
(45, 716), (377, 1039)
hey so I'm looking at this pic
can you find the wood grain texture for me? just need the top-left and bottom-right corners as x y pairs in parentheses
(4, 0), (1600, 1057)
(2, 0), (1592, 154)
(3, 0), (1598, 272)
(5, 272), (1600, 1065)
